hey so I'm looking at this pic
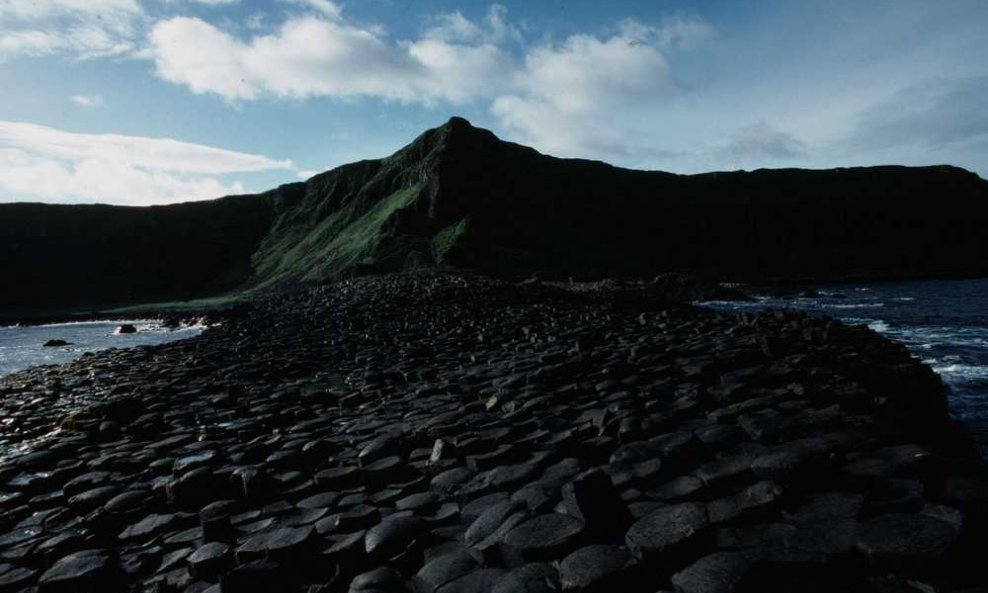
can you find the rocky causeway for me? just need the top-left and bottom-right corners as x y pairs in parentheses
(0, 273), (986, 593)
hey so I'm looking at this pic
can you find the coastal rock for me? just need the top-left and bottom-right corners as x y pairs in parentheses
(0, 274), (986, 593)
(37, 550), (114, 593)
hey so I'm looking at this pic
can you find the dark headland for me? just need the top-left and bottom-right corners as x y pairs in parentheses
(1, 120), (987, 593)
(1, 117), (987, 316)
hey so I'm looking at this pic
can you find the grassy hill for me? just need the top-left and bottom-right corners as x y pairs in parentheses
(2, 117), (988, 315)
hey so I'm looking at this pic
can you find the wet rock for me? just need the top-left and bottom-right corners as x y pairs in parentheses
(104, 489), (150, 514)
(119, 513), (180, 541)
(37, 549), (114, 593)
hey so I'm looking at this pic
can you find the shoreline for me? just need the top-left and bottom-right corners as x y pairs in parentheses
(0, 307), (239, 330)
(0, 273), (986, 592)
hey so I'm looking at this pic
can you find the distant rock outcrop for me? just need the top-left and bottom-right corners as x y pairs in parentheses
(2, 117), (987, 314)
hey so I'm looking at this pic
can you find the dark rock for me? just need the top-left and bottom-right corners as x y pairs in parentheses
(503, 513), (586, 563)
(236, 526), (317, 564)
(0, 566), (36, 591)
(559, 544), (638, 591)
(119, 513), (180, 541)
(561, 469), (632, 539)
(187, 542), (231, 581)
(625, 503), (708, 559)
(670, 551), (759, 593)
(856, 513), (958, 566)
(491, 564), (559, 593)
(465, 500), (525, 547)
(222, 560), (288, 593)
(414, 550), (479, 592)
(365, 515), (425, 558)
(435, 568), (505, 593)
(104, 489), (150, 514)
(38, 550), (114, 593)
(350, 566), (404, 593)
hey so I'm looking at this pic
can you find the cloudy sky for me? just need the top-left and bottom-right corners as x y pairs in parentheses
(1, 0), (987, 205)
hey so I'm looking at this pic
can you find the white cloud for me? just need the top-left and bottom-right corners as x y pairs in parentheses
(188, 0), (240, 5)
(277, 0), (341, 19)
(143, 8), (716, 166)
(0, 0), (140, 19)
(70, 94), (105, 107)
(492, 28), (677, 162)
(147, 14), (514, 103)
(716, 122), (806, 165)
(0, 121), (292, 205)
(619, 13), (716, 51)
(0, 0), (142, 60)
(0, 30), (61, 58)
(426, 4), (521, 45)
(296, 169), (317, 179)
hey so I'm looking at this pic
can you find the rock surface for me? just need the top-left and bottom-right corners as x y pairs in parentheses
(0, 273), (986, 592)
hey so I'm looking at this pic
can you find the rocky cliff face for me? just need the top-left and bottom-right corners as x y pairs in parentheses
(0, 189), (300, 314)
(2, 117), (987, 313)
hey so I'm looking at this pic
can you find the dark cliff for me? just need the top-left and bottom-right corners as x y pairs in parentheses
(2, 117), (987, 314)
(0, 188), (303, 314)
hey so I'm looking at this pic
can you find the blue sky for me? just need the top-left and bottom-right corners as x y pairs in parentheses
(1, 0), (987, 205)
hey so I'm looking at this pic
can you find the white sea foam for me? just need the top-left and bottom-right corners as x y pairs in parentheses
(933, 363), (988, 379)
(2, 318), (157, 330)
(820, 303), (884, 309)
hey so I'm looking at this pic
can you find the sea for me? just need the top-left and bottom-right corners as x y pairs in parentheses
(0, 320), (204, 377)
(701, 277), (988, 455)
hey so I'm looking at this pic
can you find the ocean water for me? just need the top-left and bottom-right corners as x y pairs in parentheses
(0, 320), (204, 377)
(701, 278), (988, 452)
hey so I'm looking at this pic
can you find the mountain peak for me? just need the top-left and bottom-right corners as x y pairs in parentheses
(443, 116), (473, 130)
